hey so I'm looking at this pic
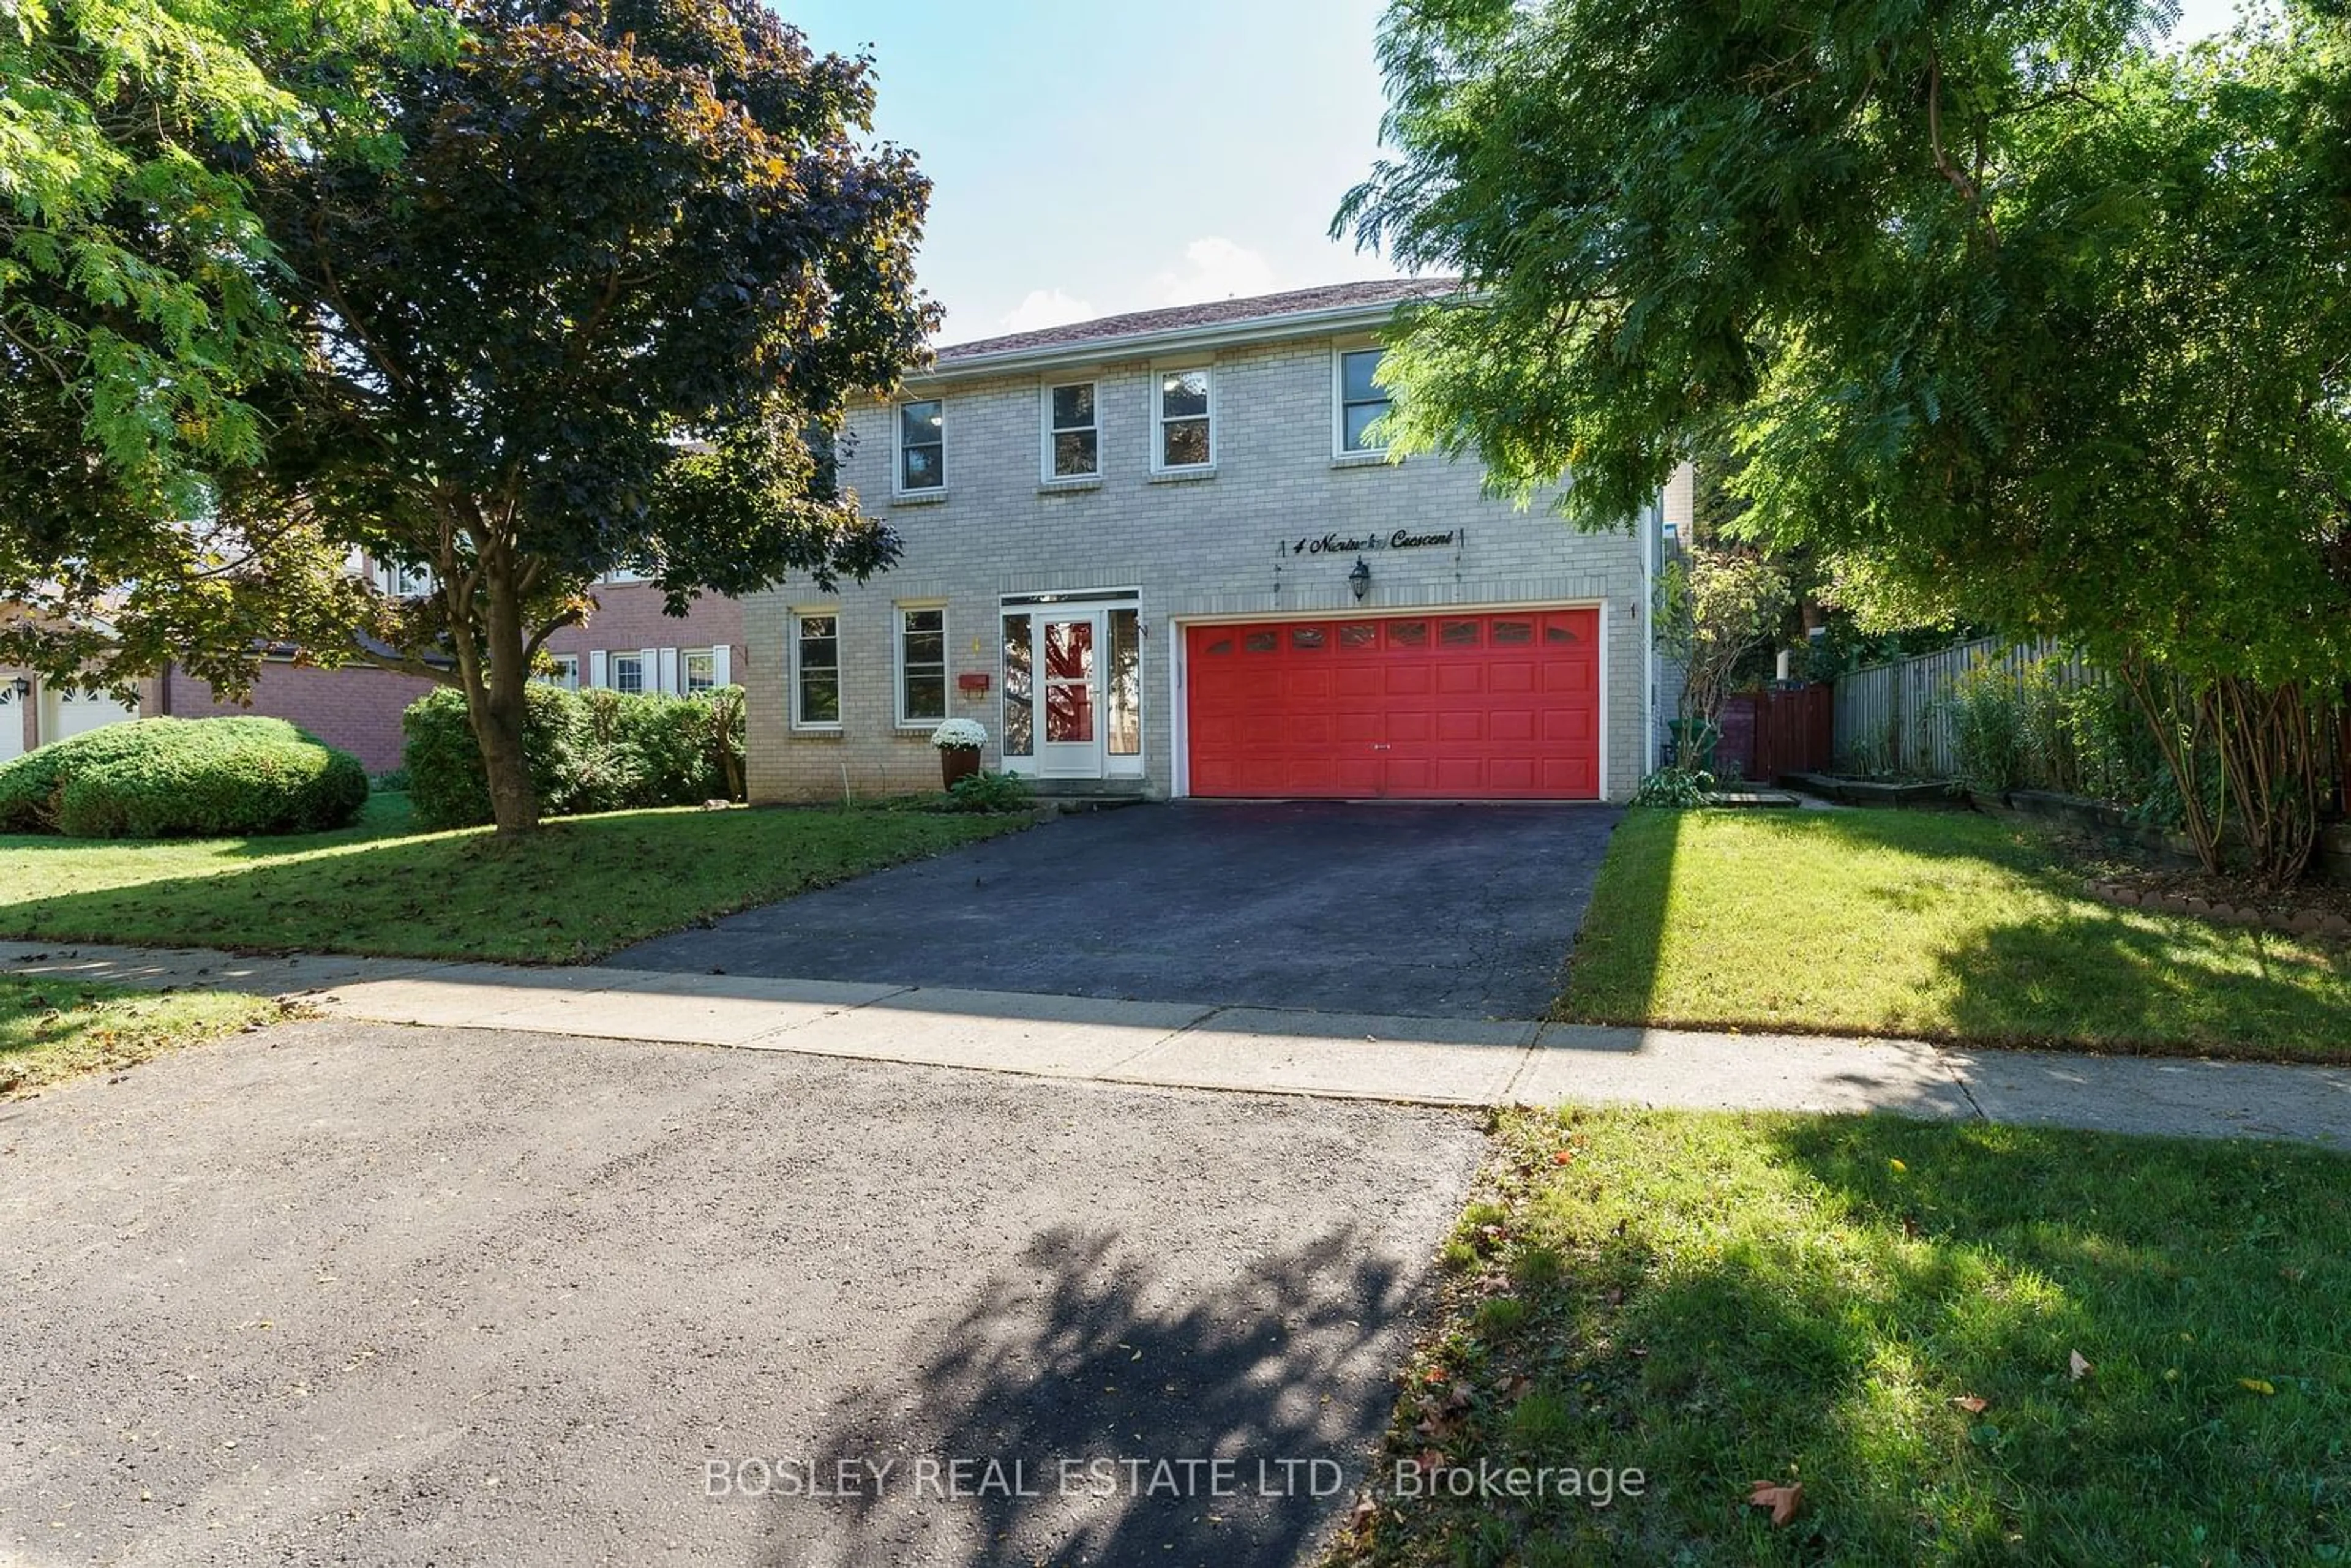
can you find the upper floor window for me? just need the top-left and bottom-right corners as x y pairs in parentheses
(896, 606), (947, 725)
(793, 612), (841, 729)
(1155, 367), (1212, 471)
(1043, 381), (1099, 480)
(898, 398), (944, 492)
(1337, 347), (1392, 453)
(378, 560), (433, 597)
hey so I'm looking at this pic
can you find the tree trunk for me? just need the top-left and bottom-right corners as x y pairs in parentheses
(457, 542), (542, 837)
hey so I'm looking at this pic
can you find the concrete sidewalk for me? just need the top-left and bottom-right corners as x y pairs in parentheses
(4, 940), (2347, 1146)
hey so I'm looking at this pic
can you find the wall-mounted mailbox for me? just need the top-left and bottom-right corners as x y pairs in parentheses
(957, 672), (991, 694)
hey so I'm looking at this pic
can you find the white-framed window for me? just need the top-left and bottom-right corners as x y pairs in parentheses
(684, 648), (717, 694)
(1335, 345), (1392, 454)
(602, 567), (650, 585)
(541, 653), (580, 690)
(1041, 380), (1100, 480)
(896, 606), (947, 726)
(896, 397), (944, 492)
(609, 651), (645, 695)
(377, 560), (434, 597)
(1153, 366), (1213, 471)
(792, 612), (841, 729)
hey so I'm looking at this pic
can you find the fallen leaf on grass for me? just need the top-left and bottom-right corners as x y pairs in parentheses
(1551, 1149), (1574, 1166)
(2069, 1350), (2093, 1381)
(1888, 1158), (1907, 1173)
(2238, 1378), (2276, 1396)
(1951, 1394), (1988, 1413)
(1747, 1480), (1804, 1526)
(1413, 1411), (1460, 1441)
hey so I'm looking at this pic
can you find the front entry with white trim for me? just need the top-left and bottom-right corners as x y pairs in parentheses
(999, 591), (1143, 784)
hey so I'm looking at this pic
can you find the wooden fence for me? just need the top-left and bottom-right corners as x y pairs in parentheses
(1831, 637), (2083, 778)
(1716, 685), (1835, 782)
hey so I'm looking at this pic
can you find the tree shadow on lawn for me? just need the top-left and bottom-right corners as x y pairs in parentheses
(1380, 1111), (2351, 1566)
(767, 1223), (1420, 1568)
(1922, 907), (2351, 1062)
(1552, 808), (1681, 1022)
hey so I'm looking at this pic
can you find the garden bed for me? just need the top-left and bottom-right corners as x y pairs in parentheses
(1981, 786), (2351, 887)
(1781, 772), (1965, 809)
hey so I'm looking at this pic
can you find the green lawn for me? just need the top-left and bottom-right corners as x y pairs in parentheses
(1336, 1108), (2351, 1567)
(1, 977), (281, 1096)
(1564, 808), (2351, 1062)
(0, 793), (1023, 962)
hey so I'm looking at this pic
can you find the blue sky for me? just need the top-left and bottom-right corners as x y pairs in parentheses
(778, 0), (2248, 345)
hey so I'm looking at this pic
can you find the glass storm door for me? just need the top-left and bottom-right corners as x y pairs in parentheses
(1039, 615), (1102, 778)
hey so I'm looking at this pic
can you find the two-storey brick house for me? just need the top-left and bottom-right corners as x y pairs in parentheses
(751, 281), (1677, 804)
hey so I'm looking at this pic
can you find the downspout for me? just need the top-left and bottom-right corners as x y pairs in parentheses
(1641, 492), (1660, 776)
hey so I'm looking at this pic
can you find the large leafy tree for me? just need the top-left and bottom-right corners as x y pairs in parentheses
(1, 0), (440, 684)
(1340, 0), (2351, 880)
(230, 0), (936, 833)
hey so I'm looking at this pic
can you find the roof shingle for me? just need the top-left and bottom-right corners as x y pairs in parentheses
(934, 277), (1457, 363)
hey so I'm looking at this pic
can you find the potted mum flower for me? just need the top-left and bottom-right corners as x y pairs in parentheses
(930, 718), (987, 788)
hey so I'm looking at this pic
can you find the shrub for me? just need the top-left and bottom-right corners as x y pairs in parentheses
(947, 770), (1031, 813)
(1632, 765), (1715, 808)
(402, 685), (588, 830)
(0, 717), (368, 838)
(401, 683), (748, 829)
(1946, 657), (2025, 795)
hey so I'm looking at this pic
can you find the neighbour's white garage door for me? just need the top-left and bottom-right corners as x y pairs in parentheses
(42, 686), (138, 745)
(0, 683), (24, 762)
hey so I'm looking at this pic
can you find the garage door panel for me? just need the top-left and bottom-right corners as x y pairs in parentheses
(1434, 710), (1485, 743)
(1488, 708), (1537, 744)
(1188, 608), (1601, 800)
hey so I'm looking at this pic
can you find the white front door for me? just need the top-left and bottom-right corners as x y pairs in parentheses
(1000, 598), (1143, 782)
(1038, 613), (1103, 779)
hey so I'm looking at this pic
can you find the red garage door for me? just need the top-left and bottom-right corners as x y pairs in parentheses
(1185, 609), (1600, 799)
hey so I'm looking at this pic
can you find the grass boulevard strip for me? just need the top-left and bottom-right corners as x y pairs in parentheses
(1333, 1106), (2351, 1566)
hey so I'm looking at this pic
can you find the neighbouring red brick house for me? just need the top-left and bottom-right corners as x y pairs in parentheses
(3, 572), (744, 775)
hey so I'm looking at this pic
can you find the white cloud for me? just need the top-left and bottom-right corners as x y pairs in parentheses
(1000, 288), (1096, 332)
(1152, 237), (1278, 306)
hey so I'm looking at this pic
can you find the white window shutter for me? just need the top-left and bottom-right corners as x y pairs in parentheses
(588, 650), (608, 689)
(658, 647), (679, 694)
(710, 645), (731, 686)
(640, 648), (658, 694)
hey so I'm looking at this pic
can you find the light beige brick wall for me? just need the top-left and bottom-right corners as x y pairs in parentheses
(746, 336), (1665, 803)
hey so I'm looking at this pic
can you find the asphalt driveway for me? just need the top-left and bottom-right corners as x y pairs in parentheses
(613, 801), (1621, 1019)
(0, 1022), (1480, 1568)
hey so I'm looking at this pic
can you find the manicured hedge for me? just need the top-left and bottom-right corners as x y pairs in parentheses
(0, 717), (370, 839)
(402, 684), (746, 830)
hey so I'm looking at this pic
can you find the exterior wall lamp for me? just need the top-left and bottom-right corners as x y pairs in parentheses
(5, 677), (28, 700)
(1348, 556), (1371, 602)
